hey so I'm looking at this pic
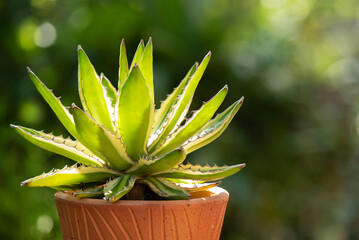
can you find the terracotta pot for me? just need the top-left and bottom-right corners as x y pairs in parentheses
(54, 187), (229, 240)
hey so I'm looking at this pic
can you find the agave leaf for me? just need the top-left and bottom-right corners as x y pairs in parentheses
(72, 105), (134, 170)
(165, 178), (205, 184)
(148, 53), (211, 152)
(149, 63), (197, 147)
(11, 125), (104, 167)
(154, 85), (228, 155)
(104, 175), (136, 202)
(73, 185), (105, 198)
(27, 68), (78, 139)
(118, 39), (129, 87)
(130, 40), (144, 69)
(116, 65), (154, 160)
(51, 182), (105, 191)
(183, 97), (244, 154)
(169, 63), (199, 133)
(166, 179), (221, 193)
(78, 46), (114, 131)
(139, 177), (190, 199)
(138, 38), (154, 99)
(100, 73), (117, 108)
(21, 164), (120, 187)
(100, 73), (117, 125)
(125, 148), (186, 176)
(151, 163), (246, 181)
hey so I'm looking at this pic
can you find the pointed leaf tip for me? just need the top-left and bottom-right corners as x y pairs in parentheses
(77, 45), (82, 51)
(121, 38), (125, 45)
(26, 67), (32, 73)
(71, 103), (77, 109)
(148, 37), (152, 44)
(234, 96), (244, 106)
(133, 63), (138, 68)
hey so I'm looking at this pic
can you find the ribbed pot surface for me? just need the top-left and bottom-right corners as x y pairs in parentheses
(55, 187), (229, 240)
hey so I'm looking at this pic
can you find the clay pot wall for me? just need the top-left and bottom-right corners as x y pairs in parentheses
(55, 187), (229, 240)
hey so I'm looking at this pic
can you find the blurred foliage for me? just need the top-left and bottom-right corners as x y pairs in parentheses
(1, 0), (359, 239)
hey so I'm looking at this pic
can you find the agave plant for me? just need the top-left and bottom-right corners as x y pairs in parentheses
(11, 38), (245, 202)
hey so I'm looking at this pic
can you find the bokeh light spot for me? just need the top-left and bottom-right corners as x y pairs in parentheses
(287, 0), (311, 21)
(18, 101), (44, 125)
(31, 0), (56, 10)
(34, 22), (57, 48)
(17, 18), (37, 51)
(261, 0), (287, 9)
(326, 58), (359, 86)
(36, 215), (53, 234)
(68, 7), (91, 30)
(264, 66), (294, 92)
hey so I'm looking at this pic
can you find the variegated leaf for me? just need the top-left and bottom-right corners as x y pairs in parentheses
(118, 38), (129, 88)
(11, 125), (104, 167)
(78, 46), (114, 131)
(125, 148), (186, 176)
(21, 164), (120, 187)
(151, 163), (246, 181)
(148, 63), (197, 147)
(130, 40), (144, 69)
(148, 53), (211, 152)
(139, 177), (190, 199)
(104, 175), (136, 202)
(27, 68), (78, 139)
(50, 182), (104, 191)
(100, 73), (117, 125)
(72, 105), (134, 170)
(116, 65), (154, 160)
(138, 38), (154, 99)
(166, 179), (221, 193)
(100, 73), (117, 107)
(153, 85), (228, 155)
(73, 185), (105, 198)
(183, 97), (244, 154)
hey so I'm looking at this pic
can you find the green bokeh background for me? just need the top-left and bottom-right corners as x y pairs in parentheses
(1, 0), (359, 239)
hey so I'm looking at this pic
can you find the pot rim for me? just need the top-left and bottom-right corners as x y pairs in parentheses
(55, 186), (229, 206)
